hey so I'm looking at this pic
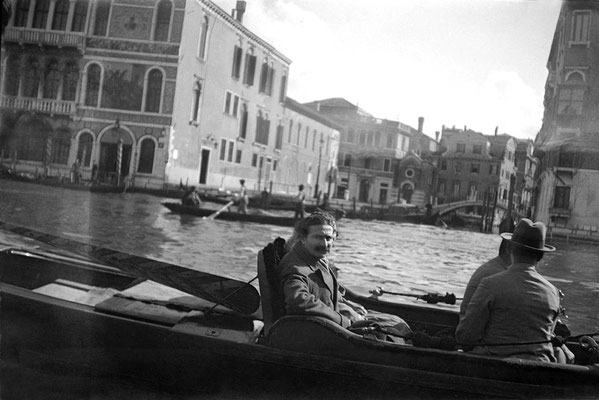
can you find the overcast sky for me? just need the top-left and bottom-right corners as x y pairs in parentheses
(213, 0), (563, 140)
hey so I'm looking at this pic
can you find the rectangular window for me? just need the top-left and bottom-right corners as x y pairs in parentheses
(288, 120), (293, 142)
(386, 133), (394, 148)
(440, 159), (447, 170)
(304, 127), (309, 148)
(456, 143), (466, 153)
(296, 123), (301, 145)
(359, 131), (366, 146)
(219, 139), (227, 160)
(348, 130), (355, 143)
(223, 91), (239, 116)
(251, 153), (258, 167)
(553, 186), (571, 209)
(558, 87), (584, 114)
(235, 149), (242, 164)
(453, 180), (461, 196)
(471, 163), (480, 174)
(231, 46), (242, 79)
(226, 140), (235, 162)
(383, 159), (391, 172)
(232, 95), (239, 117)
(364, 158), (371, 169)
(312, 130), (316, 150)
(473, 144), (482, 154)
(273, 160), (278, 171)
(259, 62), (268, 93)
(571, 11), (591, 43)
(438, 179), (446, 194)
(224, 91), (232, 114)
(239, 104), (248, 138)
(344, 154), (352, 167)
(275, 124), (284, 150)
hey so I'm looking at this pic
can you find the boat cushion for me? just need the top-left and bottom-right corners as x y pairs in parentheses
(95, 296), (189, 325)
(33, 279), (119, 306)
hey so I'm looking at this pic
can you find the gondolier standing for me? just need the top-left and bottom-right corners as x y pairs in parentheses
(294, 184), (306, 220)
(238, 179), (249, 214)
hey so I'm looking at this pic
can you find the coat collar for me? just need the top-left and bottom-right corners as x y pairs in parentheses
(293, 242), (337, 299)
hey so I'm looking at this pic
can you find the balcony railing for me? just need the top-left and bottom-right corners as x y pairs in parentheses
(3, 27), (85, 51)
(0, 95), (76, 115)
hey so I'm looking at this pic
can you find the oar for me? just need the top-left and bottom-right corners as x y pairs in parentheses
(0, 221), (261, 315)
(203, 200), (235, 220)
(370, 286), (460, 305)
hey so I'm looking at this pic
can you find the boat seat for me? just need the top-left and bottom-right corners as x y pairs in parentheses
(257, 237), (287, 335)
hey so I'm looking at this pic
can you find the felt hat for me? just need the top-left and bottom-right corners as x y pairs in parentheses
(500, 218), (555, 252)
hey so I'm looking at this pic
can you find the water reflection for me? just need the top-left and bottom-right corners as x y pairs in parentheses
(1, 180), (597, 334)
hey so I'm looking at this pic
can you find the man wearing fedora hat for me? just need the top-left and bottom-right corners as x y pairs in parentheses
(456, 219), (562, 362)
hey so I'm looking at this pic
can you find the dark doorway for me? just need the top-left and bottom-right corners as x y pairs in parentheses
(401, 183), (413, 203)
(359, 179), (370, 202)
(199, 148), (210, 184)
(379, 188), (388, 204)
(99, 142), (131, 184)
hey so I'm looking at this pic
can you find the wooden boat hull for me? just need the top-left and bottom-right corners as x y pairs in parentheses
(162, 202), (296, 227)
(1, 248), (598, 398)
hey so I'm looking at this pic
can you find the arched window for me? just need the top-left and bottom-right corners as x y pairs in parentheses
(23, 58), (41, 98)
(33, 0), (50, 29)
(255, 111), (264, 143)
(52, 0), (69, 30)
(144, 69), (163, 113)
(198, 16), (209, 59)
(71, 0), (88, 32)
(77, 132), (94, 167)
(93, 1), (110, 36)
(4, 55), (20, 96)
(239, 103), (248, 139)
(566, 71), (584, 83)
(14, 0), (30, 27)
(43, 59), (60, 99)
(84, 63), (101, 106)
(137, 138), (155, 173)
(52, 128), (71, 165)
(154, 0), (171, 41)
(279, 73), (287, 102)
(63, 62), (79, 101)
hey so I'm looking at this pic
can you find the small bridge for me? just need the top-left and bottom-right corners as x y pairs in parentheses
(432, 199), (508, 217)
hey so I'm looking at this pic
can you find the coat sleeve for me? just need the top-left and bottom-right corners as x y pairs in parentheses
(455, 278), (494, 346)
(280, 264), (350, 327)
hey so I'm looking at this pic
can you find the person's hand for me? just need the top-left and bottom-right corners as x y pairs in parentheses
(339, 302), (365, 322)
(344, 299), (367, 316)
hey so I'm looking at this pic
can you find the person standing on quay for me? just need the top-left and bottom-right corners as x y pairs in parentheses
(294, 184), (306, 220)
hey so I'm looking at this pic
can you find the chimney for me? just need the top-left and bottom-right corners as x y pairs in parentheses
(418, 117), (424, 133)
(435, 131), (440, 142)
(316, 102), (321, 112)
(235, 1), (246, 23)
(494, 126), (498, 136)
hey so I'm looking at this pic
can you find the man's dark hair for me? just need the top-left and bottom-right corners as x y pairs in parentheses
(294, 211), (337, 239)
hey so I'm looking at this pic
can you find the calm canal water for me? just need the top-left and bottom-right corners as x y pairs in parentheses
(1, 179), (597, 335)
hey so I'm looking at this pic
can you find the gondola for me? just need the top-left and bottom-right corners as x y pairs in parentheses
(162, 202), (298, 227)
(1, 227), (598, 399)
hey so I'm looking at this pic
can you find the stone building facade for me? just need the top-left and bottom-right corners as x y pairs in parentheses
(534, 0), (599, 234)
